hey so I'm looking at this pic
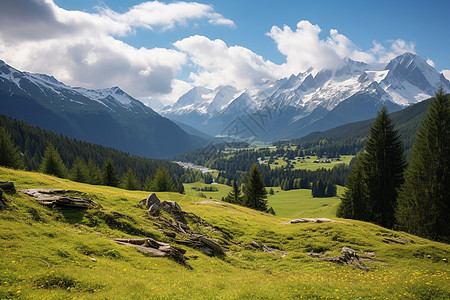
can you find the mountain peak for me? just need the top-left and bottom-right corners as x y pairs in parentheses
(383, 52), (449, 99)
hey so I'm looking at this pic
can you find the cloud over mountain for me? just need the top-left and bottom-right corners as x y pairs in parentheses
(0, 1), (425, 106)
(0, 0), (233, 102)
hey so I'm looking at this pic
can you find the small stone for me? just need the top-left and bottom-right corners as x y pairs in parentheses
(250, 241), (261, 249)
(90, 258), (97, 262)
(427, 255), (432, 259)
(443, 258), (447, 263)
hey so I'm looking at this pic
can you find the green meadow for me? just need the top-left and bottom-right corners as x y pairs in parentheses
(0, 167), (449, 299)
(268, 155), (354, 171)
(267, 186), (345, 219)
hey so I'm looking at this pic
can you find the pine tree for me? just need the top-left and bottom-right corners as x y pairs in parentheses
(325, 182), (337, 197)
(69, 156), (89, 183)
(225, 181), (243, 204)
(149, 168), (176, 192)
(143, 175), (153, 191)
(396, 89), (450, 240)
(0, 127), (23, 169)
(243, 164), (268, 211)
(102, 158), (118, 187)
(311, 179), (326, 197)
(337, 157), (370, 220)
(363, 107), (406, 228)
(120, 168), (141, 190)
(173, 175), (185, 194)
(87, 158), (102, 185)
(39, 144), (67, 178)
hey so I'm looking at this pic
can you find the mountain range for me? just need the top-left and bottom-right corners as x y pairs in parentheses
(1, 52), (448, 159)
(162, 52), (450, 142)
(0, 60), (205, 158)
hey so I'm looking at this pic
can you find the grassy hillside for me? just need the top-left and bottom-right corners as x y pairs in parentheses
(1, 167), (449, 299)
(267, 186), (344, 219)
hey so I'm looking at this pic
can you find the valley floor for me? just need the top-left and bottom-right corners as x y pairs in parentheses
(0, 167), (449, 299)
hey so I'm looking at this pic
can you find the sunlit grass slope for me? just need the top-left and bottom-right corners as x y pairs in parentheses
(267, 186), (345, 219)
(0, 167), (449, 299)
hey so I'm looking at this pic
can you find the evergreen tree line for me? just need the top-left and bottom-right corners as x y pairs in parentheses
(176, 141), (350, 190)
(276, 96), (434, 159)
(337, 90), (449, 242)
(0, 139), (185, 193)
(0, 115), (184, 183)
(223, 164), (275, 215)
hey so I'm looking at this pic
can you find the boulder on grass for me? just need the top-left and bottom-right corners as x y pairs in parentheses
(160, 200), (182, 213)
(140, 193), (161, 209)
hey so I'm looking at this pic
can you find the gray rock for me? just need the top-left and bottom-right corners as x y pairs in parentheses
(160, 200), (182, 213)
(250, 241), (261, 248)
(140, 193), (160, 209)
(148, 203), (161, 216)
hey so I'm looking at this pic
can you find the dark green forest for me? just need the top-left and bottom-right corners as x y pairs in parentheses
(0, 114), (184, 183)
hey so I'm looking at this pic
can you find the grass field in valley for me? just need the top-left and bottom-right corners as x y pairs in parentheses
(0, 167), (449, 299)
(267, 186), (345, 219)
(268, 155), (354, 171)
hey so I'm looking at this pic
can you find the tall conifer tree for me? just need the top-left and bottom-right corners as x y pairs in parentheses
(337, 157), (370, 220)
(149, 168), (176, 192)
(39, 144), (67, 178)
(102, 158), (118, 187)
(0, 127), (23, 169)
(363, 107), (406, 228)
(120, 168), (141, 190)
(225, 180), (243, 204)
(337, 107), (405, 228)
(69, 156), (89, 183)
(244, 164), (268, 211)
(397, 89), (450, 240)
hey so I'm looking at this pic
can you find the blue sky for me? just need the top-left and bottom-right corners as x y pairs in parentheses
(0, 0), (449, 105)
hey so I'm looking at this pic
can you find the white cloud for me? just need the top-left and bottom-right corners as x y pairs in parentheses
(100, 1), (235, 31)
(174, 20), (419, 94)
(266, 20), (416, 75)
(0, 0), (234, 101)
(442, 70), (450, 81)
(0, 1), (425, 106)
(426, 58), (436, 68)
(370, 39), (416, 63)
(174, 35), (279, 89)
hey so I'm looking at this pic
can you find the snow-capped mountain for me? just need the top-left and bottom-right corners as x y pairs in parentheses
(162, 53), (450, 141)
(0, 60), (205, 158)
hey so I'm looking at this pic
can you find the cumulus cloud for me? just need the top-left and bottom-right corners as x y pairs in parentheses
(173, 20), (419, 94)
(0, 0), (234, 102)
(99, 1), (235, 31)
(174, 35), (279, 89)
(369, 39), (416, 63)
(266, 20), (416, 75)
(0, 1), (424, 106)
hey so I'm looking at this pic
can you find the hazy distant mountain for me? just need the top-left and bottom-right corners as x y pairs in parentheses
(162, 52), (450, 141)
(0, 60), (205, 158)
